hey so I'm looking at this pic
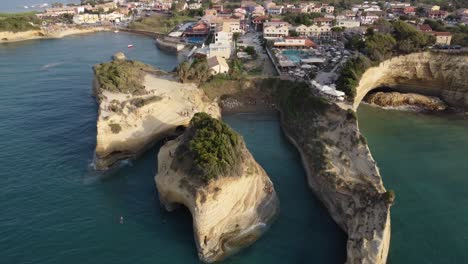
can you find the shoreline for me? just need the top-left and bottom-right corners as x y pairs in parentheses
(0, 27), (112, 44)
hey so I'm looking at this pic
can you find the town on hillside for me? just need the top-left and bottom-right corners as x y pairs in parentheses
(2, 0), (467, 101)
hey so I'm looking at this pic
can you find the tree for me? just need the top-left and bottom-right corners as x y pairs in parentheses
(233, 32), (240, 50)
(365, 33), (396, 61)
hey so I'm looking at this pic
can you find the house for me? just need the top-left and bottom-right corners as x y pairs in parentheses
(215, 31), (233, 42)
(336, 19), (360, 28)
(208, 42), (232, 58)
(432, 31), (452, 45)
(263, 21), (289, 39)
(252, 5), (266, 16)
(252, 15), (268, 31)
(295, 24), (331, 36)
(267, 6), (283, 15)
(403, 7), (415, 15)
(324, 6), (334, 14)
(309, 5), (322, 13)
(185, 21), (210, 36)
(73, 14), (100, 24)
(222, 19), (243, 34)
(314, 17), (334, 26)
(427, 10), (448, 20)
(207, 56), (229, 74)
(188, 3), (202, 10)
(205, 9), (218, 16)
(418, 24), (432, 32)
(39, 6), (76, 17)
(273, 37), (316, 49)
(360, 13), (380, 24)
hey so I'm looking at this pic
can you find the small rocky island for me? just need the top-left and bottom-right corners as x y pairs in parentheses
(155, 113), (279, 262)
(92, 53), (219, 170)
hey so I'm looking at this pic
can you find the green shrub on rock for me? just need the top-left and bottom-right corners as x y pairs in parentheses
(175, 113), (243, 183)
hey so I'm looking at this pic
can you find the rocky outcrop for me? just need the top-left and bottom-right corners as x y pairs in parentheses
(364, 91), (447, 111)
(353, 52), (468, 110)
(271, 82), (393, 264)
(93, 59), (220, 170)
(155, 114), (279, 263)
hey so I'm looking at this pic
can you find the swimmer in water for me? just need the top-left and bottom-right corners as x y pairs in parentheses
(120, 216), (124, 224)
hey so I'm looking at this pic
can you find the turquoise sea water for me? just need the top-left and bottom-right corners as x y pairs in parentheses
(358, 104), (468, 263)
(0, 32), (346, 263)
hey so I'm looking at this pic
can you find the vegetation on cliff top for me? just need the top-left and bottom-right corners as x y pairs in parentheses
(94, 60), (153, 94)
(176, 58), (212, 85)
(338, 20), (435, 99)
(175, 113), (243, 183)
(270, 79), (329, 120)
(0, 13), (41, 32)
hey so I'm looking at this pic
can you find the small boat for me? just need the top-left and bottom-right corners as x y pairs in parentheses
(114, 30), (119, 33)
(24, 5), (28, 8)
(127, 44), (134, 48)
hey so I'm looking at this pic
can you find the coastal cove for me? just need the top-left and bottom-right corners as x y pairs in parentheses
(0, 32), (346, 263)
(2, 31), (468, 264)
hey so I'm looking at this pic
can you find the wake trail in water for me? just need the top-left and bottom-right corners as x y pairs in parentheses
(40, 62), (65, 71)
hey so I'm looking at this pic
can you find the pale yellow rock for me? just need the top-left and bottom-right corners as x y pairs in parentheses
(155, 137), (279, 263)
(279, 103), (392, 264)
(365, 91), (447, 111)
(94, 73), (220, 169)
(353, 52), (468, 110)
(0, 27), (108, 43)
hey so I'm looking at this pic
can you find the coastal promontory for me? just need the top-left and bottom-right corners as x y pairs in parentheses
(155, 113), (279, 263)
(93, 54), (220, 170)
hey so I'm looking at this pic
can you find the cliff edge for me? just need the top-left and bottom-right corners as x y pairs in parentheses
(352, 52), (468, 110)
(155, 113), (279, 262)
(271, 81), (393, 264)
(93, 56), (220, 169)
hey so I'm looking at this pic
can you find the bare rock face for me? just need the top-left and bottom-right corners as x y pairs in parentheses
(112, 52), (126, 61)
(365, 91), (447, 111)
(353, 52), (468, 110)
(155, 114), (279, 263)
(93, 64), (220, 170)
(272, 83), (393, 264)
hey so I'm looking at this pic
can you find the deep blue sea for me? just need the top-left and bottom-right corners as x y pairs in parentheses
(0, 32), (347, 264)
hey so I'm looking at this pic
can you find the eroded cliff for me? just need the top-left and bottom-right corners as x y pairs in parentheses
(155, 113), (279, 263)
(270, 81), (393, 264)
(352, 52), (468, 110)
(93, 57), (220, 169)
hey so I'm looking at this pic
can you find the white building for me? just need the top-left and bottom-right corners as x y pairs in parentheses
(360, 14), (380, 25)
(188, 3), (202, 9)
(73, 14), (100, 24)
(263, 22), (289, 39)
(324, 6), (334, 13)
(207, 56), (229, 74)
(215, 31), (233, 43)
(295, 24), (331, 36)
(208, 42), (232, 58)
(336, 19), (361, 28)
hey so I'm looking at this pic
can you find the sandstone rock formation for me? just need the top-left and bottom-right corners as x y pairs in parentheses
(93, 59), (220, 170)
(352, 52), (468, 110)
(271, 82), (393, 264)
(364, 91), (447, 111)
(155, 114), (279, 263)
